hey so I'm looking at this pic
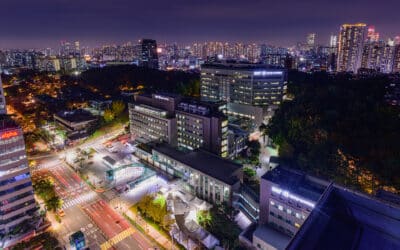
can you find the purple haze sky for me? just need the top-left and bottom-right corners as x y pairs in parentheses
(1, 0), (399, 49)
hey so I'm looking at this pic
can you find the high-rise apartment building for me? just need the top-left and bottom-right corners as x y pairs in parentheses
(139, 39), (159, 69)
(337, 23), (367, 72)
(200, 61), (287, 106)
(0, 72), (6, 115)
(307, 33), (316, 47)
(393, 44), (400, 73)
(329, 35), (337, 47)
(176, 100), (228, 158)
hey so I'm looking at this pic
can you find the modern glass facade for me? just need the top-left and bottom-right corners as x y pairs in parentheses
(200, 62), (287, 106)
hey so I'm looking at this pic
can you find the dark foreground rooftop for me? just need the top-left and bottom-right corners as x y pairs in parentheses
(55, 109), (97, 123)
(153, 143), (241, 185)
(287, 185), (400, 250)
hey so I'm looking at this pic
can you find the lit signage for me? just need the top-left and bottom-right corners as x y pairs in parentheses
(271, 186), (315, 208)
(154, 95), (170, 101)
(253, 71), (283, 76)
(1, 130), (19, 140)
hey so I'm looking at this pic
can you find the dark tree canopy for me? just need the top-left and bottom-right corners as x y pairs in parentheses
(267, 71), (400, 193)
(79, 65), (200, 97)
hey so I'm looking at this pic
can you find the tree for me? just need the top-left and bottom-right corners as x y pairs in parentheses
(103, 108), (115, 123)
(46, 196), (63, 212)
(111, 100), (126, 117)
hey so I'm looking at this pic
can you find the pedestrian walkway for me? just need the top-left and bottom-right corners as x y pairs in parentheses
(100, 228), (135, 250)
(125, 210), (177, 250)
(62, 191), (97, 209)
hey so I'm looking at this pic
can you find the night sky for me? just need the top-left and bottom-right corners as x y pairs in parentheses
(1, 0), (399, 48)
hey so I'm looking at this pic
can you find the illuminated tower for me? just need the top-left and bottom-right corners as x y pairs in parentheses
(337, 23), (367, 72)
(0, 71), (38, 246)
(139, 39), (159, 69)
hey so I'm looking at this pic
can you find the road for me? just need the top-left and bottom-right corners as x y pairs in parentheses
(32, 129), (156, 249)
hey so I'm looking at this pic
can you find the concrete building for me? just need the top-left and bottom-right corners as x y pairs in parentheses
(54, 109), (98, 141)
(129, 104), (177, 145)
(337, 23), (367, 72)
(287, 185), (400, 250)
(129, 93), (180, 145)
(150, 143), (242, 205)
(259, 166), (330, 237)
(0, 116), (37, 236)
(226, 102), (264, 129)
(176, 100), (228, 157)
(200, 61), (287, 107)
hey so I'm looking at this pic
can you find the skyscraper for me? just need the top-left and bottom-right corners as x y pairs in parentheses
(0, 71), (6, 114)
(139, 39), (159, 69)
(0, 74), (38, 244)
(329, 35), (337, 47)
(337, 23), (367, 73)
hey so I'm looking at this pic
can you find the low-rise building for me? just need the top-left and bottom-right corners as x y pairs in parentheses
(259, 166), (330, 237)
(53, 109), (98, 142)
(135, 143), (242, 205)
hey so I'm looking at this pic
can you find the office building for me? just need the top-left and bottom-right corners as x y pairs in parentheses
(135, 143), (242, 205)
(176, 100), (228, 157)
(0, 117), (37, 237)
(287, 185), (400, 250)
(337, 23), (367, 72)
(129, 94), (179, 145)
(139, 39), (159, 69)
(0, 78), (38, 243)
(200, 61), (287, 106)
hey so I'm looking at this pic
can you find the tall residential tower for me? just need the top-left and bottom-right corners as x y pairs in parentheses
(337, 23), (367, 73)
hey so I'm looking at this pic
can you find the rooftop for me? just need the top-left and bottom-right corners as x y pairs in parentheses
(253, 225), (290, 250)
(0, 115), (19, 131)
(287, 185), (400, 250)
(262, 166), (330, 203)
(55, 109), (97, 123)
(153, 143), (241, 185)
(201, 61), (285, 71)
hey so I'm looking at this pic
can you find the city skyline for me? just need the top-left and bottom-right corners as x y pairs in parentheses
(1, 0), (400, 49)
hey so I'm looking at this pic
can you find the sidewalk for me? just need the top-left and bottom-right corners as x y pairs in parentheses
(125, 210), (179, 250)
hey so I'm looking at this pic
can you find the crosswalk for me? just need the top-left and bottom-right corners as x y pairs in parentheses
(62, 191), (97, 209)
(100, 228), (136, 250)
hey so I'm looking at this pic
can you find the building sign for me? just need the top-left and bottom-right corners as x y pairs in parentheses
(154, 95), (170, 101)
(253, 71), (283, 76)
(1, 130), (19, 140)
